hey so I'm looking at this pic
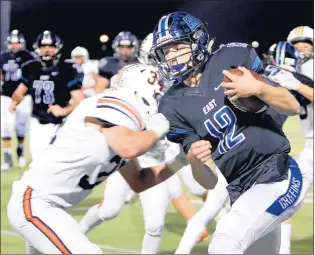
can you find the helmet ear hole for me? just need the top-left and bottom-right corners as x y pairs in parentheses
(142, 98), (150, 106)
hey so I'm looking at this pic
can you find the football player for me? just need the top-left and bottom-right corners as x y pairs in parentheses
(151, 12), (310, 254)
(71, 46), (100, 97)
(266, 36), (313, 254)
(9, 30), (84, 163)
(79, 63), (207, 254)
(1, 30), (34, 171)
(7, 66), (186, 254)
(97, 31), (139, 90)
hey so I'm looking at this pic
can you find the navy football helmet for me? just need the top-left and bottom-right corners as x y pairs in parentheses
(112, 31), (139, 61)
(151, 12), (214, 84)
(266, 41), (299, 70)
(33, 30), (63, 65)
(5, 30), (26, 52)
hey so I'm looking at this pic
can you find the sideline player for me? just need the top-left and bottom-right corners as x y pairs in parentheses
(70, 46), (100, 97)
(7, 67), (188, 254)
(151, 12), (311, 254)
(9, 30), (84, 162)
(97, 31), (139, 90)
(1, 30), (34, 171)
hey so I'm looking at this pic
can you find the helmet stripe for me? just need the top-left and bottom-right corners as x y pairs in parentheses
(159, 15), (170, 37)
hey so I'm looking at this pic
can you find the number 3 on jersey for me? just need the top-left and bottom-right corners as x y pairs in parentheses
(33, 80), (55, 104)
(204, 106), (245, 154)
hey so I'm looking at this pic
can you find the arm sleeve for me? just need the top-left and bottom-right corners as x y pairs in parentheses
(98, 58), (113, 79)
(20, 63), (32, 87)
(158, 97), (200, 154)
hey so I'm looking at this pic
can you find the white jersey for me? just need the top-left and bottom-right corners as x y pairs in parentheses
(81, 60), (99, 97)
(299, 59), (313, 139)
(19, 89), (148, 208)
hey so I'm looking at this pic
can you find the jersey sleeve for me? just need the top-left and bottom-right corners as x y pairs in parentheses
(85, 91), (144, 131)
(0, 53), (4, 69)
(66, 65), (83, 91)
(98, 57), (113, 79)
(20, 61), (36, 87)
(158, 96), (200, 154)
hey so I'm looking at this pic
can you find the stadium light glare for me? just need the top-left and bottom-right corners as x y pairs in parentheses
(100, 34), (109, 43)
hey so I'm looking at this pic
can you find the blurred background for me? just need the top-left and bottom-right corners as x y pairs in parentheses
(1, 0), (314, 58)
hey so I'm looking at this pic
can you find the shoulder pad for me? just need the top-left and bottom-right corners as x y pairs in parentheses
(21, 58), (40, 69)
(225, 42), (251, 48)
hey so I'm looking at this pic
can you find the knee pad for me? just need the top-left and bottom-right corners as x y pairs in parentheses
(145, 219), (164, 237)
(166, 174), (183, 199)
(208, 234), (243, 254)
(1, 116), (14, 138)
(96, 201), (123, 221)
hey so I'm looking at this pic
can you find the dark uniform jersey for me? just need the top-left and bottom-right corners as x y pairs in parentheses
(0, 49), (34, 97)
(20, 59), (83, 124)
(98, 56), (139, 80)
(159, 43), (291, 204)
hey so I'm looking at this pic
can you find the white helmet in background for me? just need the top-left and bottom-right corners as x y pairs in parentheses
(287, 26), (313, 45)
(112, 63), (163, 121)
(138, 33), (155, 65)
(71, 46), (89, 62)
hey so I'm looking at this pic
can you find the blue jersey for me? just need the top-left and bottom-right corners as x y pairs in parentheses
(159, 43), (291, 204)
(20, 59), (83, 124)
(0, 49), (34, 97)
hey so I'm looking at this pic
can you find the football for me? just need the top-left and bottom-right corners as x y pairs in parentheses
(223, 68), (269, 113)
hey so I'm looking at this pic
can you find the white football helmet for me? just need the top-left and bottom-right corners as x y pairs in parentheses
(138, 33), (155, 65)
(112, 63), (163, 121)
(287, 26), (313, 45)
(71, 46), (89, 62)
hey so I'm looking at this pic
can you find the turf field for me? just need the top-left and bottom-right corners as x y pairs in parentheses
(1, 116), (313, 254)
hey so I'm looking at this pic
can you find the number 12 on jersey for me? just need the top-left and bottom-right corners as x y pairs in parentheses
(204, 106), (245, 154)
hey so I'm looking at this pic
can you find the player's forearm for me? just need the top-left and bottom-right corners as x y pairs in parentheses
(95, 76), (110, 93)
(61, 101), (79, 116)
(11, 91), (24, 106)
(257, 81), (300, 116)
(296, 84), (314, 102)
(103, 127), (159, 159)
(189, 159), (218, 190)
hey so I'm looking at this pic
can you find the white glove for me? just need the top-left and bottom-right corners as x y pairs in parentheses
(145, 113), (170, 138)
(268, 69), (301, 90)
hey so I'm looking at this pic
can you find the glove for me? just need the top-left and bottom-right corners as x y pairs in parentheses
(268, 69), (301, 90)
(145, 113), (170, 139)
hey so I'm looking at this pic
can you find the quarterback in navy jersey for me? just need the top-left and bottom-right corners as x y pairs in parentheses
(97, 31), (139, 90)
(9, 30), (84, 163)
(151, 12), (310, 254)
(1, 30), (34, 171)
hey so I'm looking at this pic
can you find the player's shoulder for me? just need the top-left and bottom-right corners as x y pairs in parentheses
(209, 42), (262, 72)
(16, 49), (34, 59)
(99, 56), (116, 68)
(212, 42), (253, 61)
(0, 49), (10, 57)
(21, 58), (41, 70)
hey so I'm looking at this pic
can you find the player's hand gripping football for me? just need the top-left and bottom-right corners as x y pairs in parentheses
(222, 66), (263, 101)
(187, 140), (212, 164)
(47, 104), (66, 117)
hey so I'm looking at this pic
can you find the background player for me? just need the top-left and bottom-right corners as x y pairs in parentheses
(1, 30), (34, 171)
(97, 31), (139, 90)
(70, 46), (100, 97)
(151, 12), (311, 254)
(9, 30), (84, 162)
(266, 30), (313, 254)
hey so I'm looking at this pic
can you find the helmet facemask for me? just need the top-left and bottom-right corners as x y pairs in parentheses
(152, 25), (211, 85)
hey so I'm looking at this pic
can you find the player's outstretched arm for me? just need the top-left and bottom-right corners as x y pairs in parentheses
(103, 113), (170, 159)
(187, 140), (218, 190)
(297, 85), (314, 102)
(9, 83), (28, 112)
(120, 148), (189, 193)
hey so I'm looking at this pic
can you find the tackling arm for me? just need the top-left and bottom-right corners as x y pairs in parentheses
(296, 84), (314, 102)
